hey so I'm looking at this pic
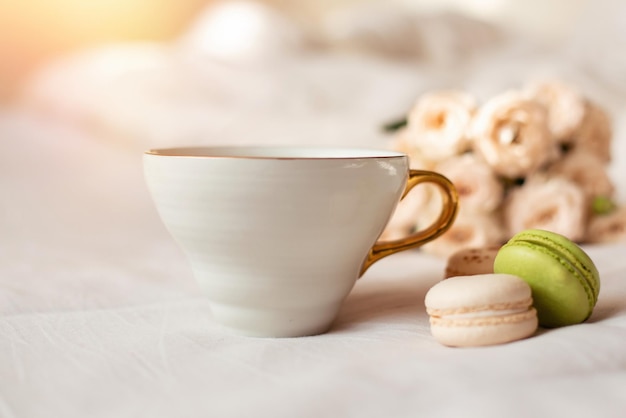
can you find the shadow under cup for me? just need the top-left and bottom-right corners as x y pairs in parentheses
(144, 146), (458, 337)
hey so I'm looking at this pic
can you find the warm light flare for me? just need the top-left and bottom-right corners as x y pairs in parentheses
(180, 0), (306, 61)
(184, 2), (268, 59)
(0, 0), (208, 100)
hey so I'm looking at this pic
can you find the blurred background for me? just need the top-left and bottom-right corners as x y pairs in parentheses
(0, 0), (595, 102)
(2, 0), (626, 266)
(4, 0), (624, 149)
(0, 0), (202, 101)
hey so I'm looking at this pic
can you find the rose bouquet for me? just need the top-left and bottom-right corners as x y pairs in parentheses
(382, 80), (624, 257)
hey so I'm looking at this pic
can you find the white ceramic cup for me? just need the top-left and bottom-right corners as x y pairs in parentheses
(144, 146), (458, 337)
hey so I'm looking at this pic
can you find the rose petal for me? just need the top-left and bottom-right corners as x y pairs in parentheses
(524, 80), (586, 143)
(546, 150), (614, 201)
(571, 101), (612, 163)
(471, 90), (558, 179)
(421, 208), (505, 258)
(503, 176), (587, 241)
(586, 206), (626, 243)
(404, 90), (476, 162)
(436, 153), (503, 213)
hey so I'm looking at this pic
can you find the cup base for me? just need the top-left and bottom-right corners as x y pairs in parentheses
(209, 302), (341, 338)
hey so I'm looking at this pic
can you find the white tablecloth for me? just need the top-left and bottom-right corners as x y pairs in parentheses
(2, 106), (626, 418)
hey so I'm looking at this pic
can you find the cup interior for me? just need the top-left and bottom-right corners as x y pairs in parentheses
(145, 146), (405, 159)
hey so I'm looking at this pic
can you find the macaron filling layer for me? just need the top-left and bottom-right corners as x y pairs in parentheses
(441, 307), (534, 320)
(430, 308), (537, 327)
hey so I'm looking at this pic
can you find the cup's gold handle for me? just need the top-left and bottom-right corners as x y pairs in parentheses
(360, 170), (459, 276)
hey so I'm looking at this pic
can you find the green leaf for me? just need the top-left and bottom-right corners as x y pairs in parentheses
(382, 117), (407, 133)
(592, 196), (616, 215)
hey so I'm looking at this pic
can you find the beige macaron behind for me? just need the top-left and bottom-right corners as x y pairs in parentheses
(444, 246), (501, 278)
(425, 274), (538, 347)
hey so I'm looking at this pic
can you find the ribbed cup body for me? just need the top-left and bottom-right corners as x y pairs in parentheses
(144, 149), (408, 337)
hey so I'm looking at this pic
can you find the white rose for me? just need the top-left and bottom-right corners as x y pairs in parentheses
(586, 205), (626, 244)
(546, 150), (614, 201)
(379, 183), (433, 242)
(571, 101), (612, 163)
(421, 208), (505, 258)
(503, 176), (587, 241)
(436, 153), (503, 213)
(390, 129), (437, 170)
(471, 90), (558, 179)
(404, 90), (476, 162)
(524, 80), (586, 143)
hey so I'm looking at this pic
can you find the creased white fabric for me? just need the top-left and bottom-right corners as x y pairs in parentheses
(2, 105), (626, 418)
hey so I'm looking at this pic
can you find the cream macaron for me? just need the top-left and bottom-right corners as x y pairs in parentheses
(425, 274), (538, 347)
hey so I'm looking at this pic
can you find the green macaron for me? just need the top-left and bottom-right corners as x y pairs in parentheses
(494, 229), (600, 328)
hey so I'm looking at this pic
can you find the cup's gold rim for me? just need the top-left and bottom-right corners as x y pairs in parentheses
(145, 146), (407, 160)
